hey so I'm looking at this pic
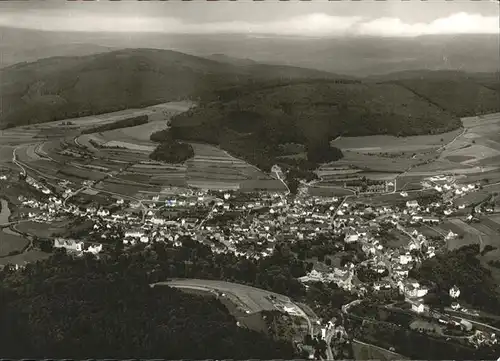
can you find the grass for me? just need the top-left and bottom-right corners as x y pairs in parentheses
(0, 230), (29, 257)
(385, 229), (412, 248)
(0, 249), (51, 266)
(331, 129), (461, 153)
(322, 151), (417, 173)
(453, 190), (491, 207)
(164, 279), (294, 314)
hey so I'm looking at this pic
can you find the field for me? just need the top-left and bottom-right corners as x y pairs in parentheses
(186, 143), (282, 191)
(352, 339), (409, 361)
(323, 113), (500, 195)
(433, 217), (500, 251)
(453, 190), (491, 207)
(437, 113), (500, 176)
(0, 250), (51, 266)
(385, 229), (412, 248)
(156, 278), (307, 316)
(331, 130), (461, 154)
(0, 100), (290, 197)
(323, 151), (418, 173)
(0, 230), (29, 257)
(14, 221), (68, 239)
(308, 185), (355, 197)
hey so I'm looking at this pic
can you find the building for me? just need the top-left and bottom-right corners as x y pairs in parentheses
(125, 229), (145, 238)
(85, 243), (103, 254)
(406, 200), (419, 208)
(344, 230), (359, 243)
(449, 285), (461, 298)
(54, 238), (84, 252)
(446, 230), (458, 240)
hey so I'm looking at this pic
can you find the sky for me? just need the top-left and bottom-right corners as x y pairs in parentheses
(0, 0), (498, 37)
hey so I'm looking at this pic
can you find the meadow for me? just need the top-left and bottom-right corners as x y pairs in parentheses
(0, 230), (29, 257)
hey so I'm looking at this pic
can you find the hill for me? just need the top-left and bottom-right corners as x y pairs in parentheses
(0, 48), (338, 129)
(1, 28), (498, 76)
(369, 70), (500, 117)
(169, 79), (456, 171)
(168, 71), (499, 173)
(0, 250), (296, 359)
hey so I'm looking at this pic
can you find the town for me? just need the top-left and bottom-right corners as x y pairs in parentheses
(2, 163), (499, 358)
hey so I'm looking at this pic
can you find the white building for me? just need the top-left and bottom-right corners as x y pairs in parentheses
(125, 229), (145, 238)
(400, 254), (413, 265)
(445, 231), (458, 240)
(344, 231), (359, 243)
(85, 244), (103, 254)
(406, 200), (419, 208)
(54, 238), (84, 252)
(449, 285), (461, 298)
(151, 217), (166, 225)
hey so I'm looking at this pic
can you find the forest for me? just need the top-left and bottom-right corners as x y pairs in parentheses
(81, 115), (149, 135)
(149, 129), (194, 163)
(0, 236), (359, 358)
(409, 244), (500, 314)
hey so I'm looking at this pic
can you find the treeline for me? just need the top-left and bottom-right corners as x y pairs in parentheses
(149, 129), (194, 163)
(81, 115), (149, 135)
(409, 244), (500, 314)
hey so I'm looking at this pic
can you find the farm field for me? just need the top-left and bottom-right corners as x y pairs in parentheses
(186, 143), (277, 190)
(352, 340), (408, 361)
(307, 185), (354, 197)
(102, 140), (156, 152)
(325, 151), (417, 173)
(14, 221), (64, 239)
(416, 225), (443, 238)
(0, 230), (29, 257)
(360, 189), (437, 207)
(0, 250), (52, 266)
(453, 190), (491, 207)
(331, 129), (460, 154)
(438, 113), (500, 172)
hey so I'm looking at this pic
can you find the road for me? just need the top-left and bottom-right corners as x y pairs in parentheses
(12, 145), (27, 176)
(447, 314), (500, 333)
(272, 167), (290, 195)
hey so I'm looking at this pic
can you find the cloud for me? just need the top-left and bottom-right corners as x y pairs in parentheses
(0, 10), (498, 37)
(356, 12), (500, 37)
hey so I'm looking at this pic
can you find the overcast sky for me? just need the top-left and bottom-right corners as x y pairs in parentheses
(0, 0), (498, 37)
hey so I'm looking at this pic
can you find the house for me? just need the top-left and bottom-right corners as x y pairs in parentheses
(344, 230), (359, 243)
(125, 229), (145, 238)
(399, 280), (428, 298)
(449, 285), (461, 298)
(445, 231), (457, 240)
(451, 301), (461, 310)
(97, 209), (109, 217)
(54, 238), (84, 252)
(411, 301), (428, 314)
(400, 253), (413, 265)
(85, 243), (103, 254)
(151, 217), (166, 225)
(406, 200), (419, 208)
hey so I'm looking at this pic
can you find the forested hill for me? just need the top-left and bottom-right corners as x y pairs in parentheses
(0, 48), (338, 129)
(167, 71), (499, 172)
(0, 248), (296, 359)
